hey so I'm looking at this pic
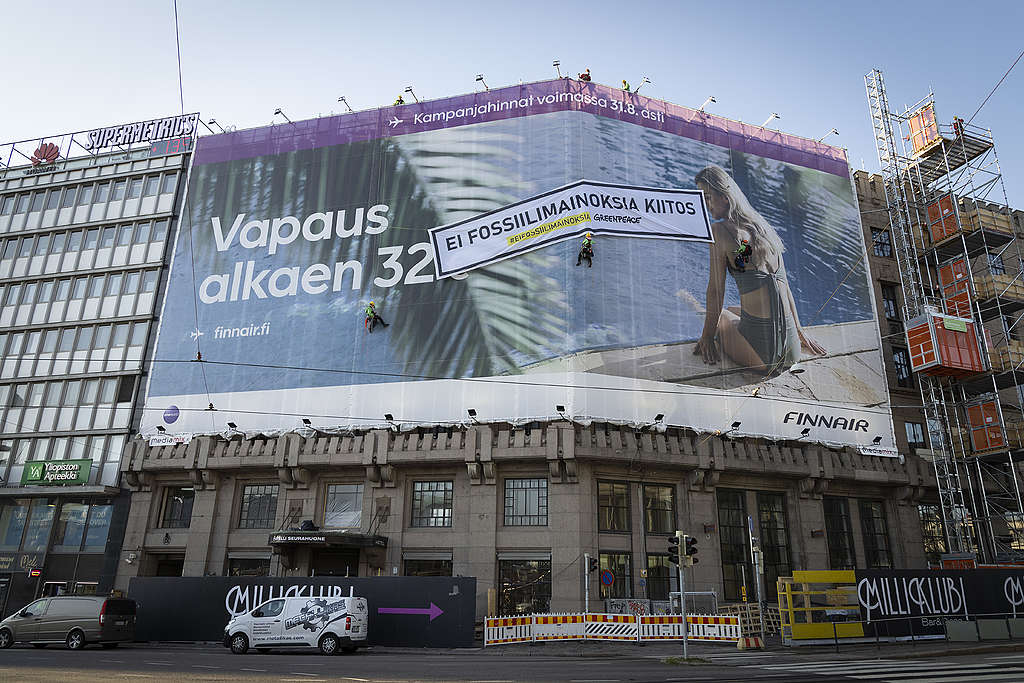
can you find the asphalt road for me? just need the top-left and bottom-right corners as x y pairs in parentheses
(3, 643), (1024, 682)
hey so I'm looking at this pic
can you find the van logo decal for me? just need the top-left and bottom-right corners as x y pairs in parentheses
(284, 598), (352, 632)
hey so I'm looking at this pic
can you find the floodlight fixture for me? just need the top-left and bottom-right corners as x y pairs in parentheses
(698, 96), (716, 112)
(207, 118), (225, 133)
(731, 421), (742, 429)
(634, 76), (651, 94)
(552, 60), (562, 78)
(337, 96), (353, 113)
(556, 404), (566, 414)
(227, 421), (238, 430)
(818, 127), (839, 143)
(872, 435), (883, 445)
(467, 408), (477, 417)
(789, 363), (806, 375)
(156, 425), (166, 433)
(800, 428), (811, 437)
(654, 413), (665, 423)
(476, 74), (489, 91)
(302, 418), (312, 426)
(761, 112), (780, 128)
(384, 413), (395, 422)
(404, 87), (419, 103)
(273, 108), (292, 124)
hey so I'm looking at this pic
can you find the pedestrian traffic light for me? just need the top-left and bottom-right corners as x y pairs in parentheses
(588, 556), (599, 573)
(667, 531), (683, 564)
(684, 534), (699, 566)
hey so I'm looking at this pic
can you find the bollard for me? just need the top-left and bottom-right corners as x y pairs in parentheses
(909, 617), (915, 647)
(833, 621), (839, 654)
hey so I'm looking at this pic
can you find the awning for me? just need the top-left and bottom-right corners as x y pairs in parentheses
(268, 530), (387, 548)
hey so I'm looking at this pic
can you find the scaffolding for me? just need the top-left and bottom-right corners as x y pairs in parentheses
(866, 69), (1024, 562)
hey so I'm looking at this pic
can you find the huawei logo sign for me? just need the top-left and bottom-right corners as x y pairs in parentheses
(31, 142), (59, 166)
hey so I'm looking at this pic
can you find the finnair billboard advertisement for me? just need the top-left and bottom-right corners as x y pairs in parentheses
(144, 78), (894, 451)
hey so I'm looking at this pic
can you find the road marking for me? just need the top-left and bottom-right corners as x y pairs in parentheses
(121, 676), (154, 680)
(569, 680), (620, 682)
(143, 661), (173, 666)
(893, 674), (1024, 683)
(193, 665), (220, 669)
(100, 658), (124, 663)
(280, 680), (326, 682)
(241, 669), (267, 673)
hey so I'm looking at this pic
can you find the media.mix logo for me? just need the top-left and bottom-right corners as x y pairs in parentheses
(30, 142), (59, 166)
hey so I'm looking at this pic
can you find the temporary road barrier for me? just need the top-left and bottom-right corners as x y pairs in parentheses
(484, 616), (533, 645)
(638, 614), (741, 642)
(485, 613), (740, 646)
(585, 613), (638, 641)
(533, 613), (585, 641)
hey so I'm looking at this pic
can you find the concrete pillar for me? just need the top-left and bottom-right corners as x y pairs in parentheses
(114, 489), (151, 591)
(182, 486), (219, 576)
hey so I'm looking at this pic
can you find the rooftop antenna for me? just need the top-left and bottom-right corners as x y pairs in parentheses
(337, 96), (353, 113)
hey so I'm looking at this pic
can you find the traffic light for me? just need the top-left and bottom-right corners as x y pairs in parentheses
(684, 534), (699, 566)
(667, 532), (682, 564)
(588, 556), (599, 573)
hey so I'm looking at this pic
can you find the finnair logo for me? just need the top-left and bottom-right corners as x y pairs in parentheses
(214, 322), (271, 339)
(388, 116), (403, 128)
(189, 329), (204, 341)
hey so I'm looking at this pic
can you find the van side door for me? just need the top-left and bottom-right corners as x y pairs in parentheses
(248, 599), (285, 645)
(12, 599), (50, 642)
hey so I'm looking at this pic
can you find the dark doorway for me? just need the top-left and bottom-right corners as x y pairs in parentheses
(310, 549), (359, 577)
(155, 557), (184, 577)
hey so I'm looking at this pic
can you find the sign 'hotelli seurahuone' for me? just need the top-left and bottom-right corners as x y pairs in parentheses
(82, 113), (199, 151)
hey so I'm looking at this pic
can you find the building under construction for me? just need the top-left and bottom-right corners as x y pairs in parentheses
(865, 69), (1024, 563)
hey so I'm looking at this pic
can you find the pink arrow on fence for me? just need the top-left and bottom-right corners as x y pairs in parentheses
(377, 602), (444, 621)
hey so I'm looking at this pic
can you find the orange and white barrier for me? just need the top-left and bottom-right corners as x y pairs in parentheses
(584, 613), (639, 641)
(533, 614), (585, 641)
(737, 635), (765, 650)
(484, 616), (533, 645)
(484, 613), (739, 646)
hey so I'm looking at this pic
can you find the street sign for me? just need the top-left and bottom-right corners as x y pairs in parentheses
(600, 570), (615, 586)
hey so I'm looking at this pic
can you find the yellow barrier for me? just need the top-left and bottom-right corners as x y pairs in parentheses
(778, 571), (865, 642)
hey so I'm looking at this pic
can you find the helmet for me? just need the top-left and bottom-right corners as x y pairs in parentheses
(369, 301), (375, 306)
(586, 232), (592, 238)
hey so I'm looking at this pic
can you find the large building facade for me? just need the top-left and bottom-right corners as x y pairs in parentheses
(0, 118), (195, 614)
(110, 79), (947, 619)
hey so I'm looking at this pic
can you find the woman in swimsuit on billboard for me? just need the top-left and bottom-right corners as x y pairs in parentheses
(692, 165), (825, 374)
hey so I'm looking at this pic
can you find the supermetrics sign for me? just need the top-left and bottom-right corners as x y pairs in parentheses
(82, 113), (199, 151)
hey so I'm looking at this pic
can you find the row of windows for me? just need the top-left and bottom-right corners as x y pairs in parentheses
(597, 481), (676, 534)
(0, 219), (169, 279)
(0, 375), (135, 436)
(0, 321), (149, 379)
(0, 268), (159, 327)
(0, 173), (177, 215)
(0, 498), (112, 553)
(823, 497), (893, 570)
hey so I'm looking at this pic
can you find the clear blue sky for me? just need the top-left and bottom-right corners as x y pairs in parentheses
(5, 1), (1023, 205)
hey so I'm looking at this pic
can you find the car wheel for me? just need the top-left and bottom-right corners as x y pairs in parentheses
(0, 629), (13, 649)
(101, 643), (119, 649)
(229, 633), (249, 655)
(318, 633), (339, 655)
(341, 645), (357, 654)
(66, 629), (86, 650)
(32, 643), (47, 648)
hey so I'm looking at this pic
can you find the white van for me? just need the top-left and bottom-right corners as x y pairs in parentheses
(223, 591), (368, 655)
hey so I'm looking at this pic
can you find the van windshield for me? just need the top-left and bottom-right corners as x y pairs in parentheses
(103, 599), (137, 615)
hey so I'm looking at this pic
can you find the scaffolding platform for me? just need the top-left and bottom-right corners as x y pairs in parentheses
(975, 273), (1024, 321)
(907, 132), (994, 187)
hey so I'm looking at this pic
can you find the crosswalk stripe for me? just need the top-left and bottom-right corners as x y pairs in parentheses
(889, 673), (1024, 683)
(755, 661), (938, 672)
(849, 664), (1004, 679)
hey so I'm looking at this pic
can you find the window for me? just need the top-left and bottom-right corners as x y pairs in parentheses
(411, 481), (452, 527)
(918, 504), (947, 565)
(46, 190), (60, 211)
(111, 180), (126, 201)
(161, 486), (195, 528)
(757, 492), (791, 599)
(859, 500), (892, 568)
(498, 559), (550, 615)
(646, 554), (677, 601)
(324, 483), (363, 528)
(872, 228), (893, 257)
(238, 484), (278, 529)
(599, 552), (632, 599)
(161, 172), (178, 194)
(404, 559), (453, 576)
(989, 252), (1007, 276)
(643, 484), (675, 534)
(61, 187), (77, 208)
(22, 498), (56, 552)
(228, 558), (270, 577)
(143, 176), (160, 196)
(905, 422), (926, 449)
(880, 283), (900, 321)
(598, 481), (630, 532)
(892, 347), (913, 388)
(0, 499), (29, 550)
(716, 489), (749, 602)
(824, 497), (856, 569)
(254, 599), (284, 618)
(127, 178), (143, 199)
(52, 502), (88, 552)
(83, 502), (111, 551)
(504, 478), (547, 526)
(30, 192), (44, 212)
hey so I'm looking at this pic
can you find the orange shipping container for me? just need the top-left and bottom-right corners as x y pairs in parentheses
(966, 399), (1006, 452)
(938, 257), (972, 318)
(906, 311), (985, 377)
(927, 195), (959, 243)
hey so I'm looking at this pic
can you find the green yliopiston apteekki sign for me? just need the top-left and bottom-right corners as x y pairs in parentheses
(21, 459), (92, 486)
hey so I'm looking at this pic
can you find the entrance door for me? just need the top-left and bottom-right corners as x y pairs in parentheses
(154, 557), (184, 576)
(310, 550), (359, 577)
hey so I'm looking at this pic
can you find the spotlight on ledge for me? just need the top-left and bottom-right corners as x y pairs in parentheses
(800, 427), (811, 437)
(467, 408), (477, 418)
(156, 425), (166, 433)
(302, 418), (312, 426)
(731, 421), (742, 430)
(654, 413), (665, 423)
(556, 405), (566, 416)
(227, 422), (238, 430)
(872, 435), (883, 445)
(384, 413), (395, 422)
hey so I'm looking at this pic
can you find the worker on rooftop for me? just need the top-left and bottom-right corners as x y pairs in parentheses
(394, 95), (405, 106)
(622, 80), (631, 92)
(579, 68), (592, 82)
